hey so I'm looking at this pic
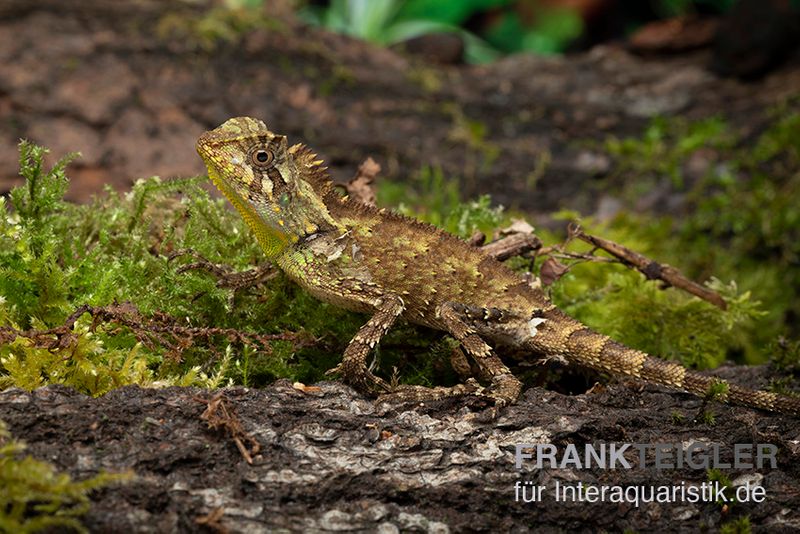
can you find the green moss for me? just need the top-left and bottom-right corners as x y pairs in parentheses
(670, 411), (685, 424)
(705, 380), (730, 401)
(720, 517), (751, 534)
(156, 2), (285, 51)
(604, 116), (734, 188)
(592, 275), (756, 368)
(543, 222), (766, 370)
(707, 468), (734, 505)
(590, 108), (800, 363)
(0, 419), (130, 533)
(0, 142), (308, 393)
(700, 411), (717, 425)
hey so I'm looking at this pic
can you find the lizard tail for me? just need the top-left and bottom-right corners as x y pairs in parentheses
(605, 345), (800, 416)
(529, 312), (800, 415)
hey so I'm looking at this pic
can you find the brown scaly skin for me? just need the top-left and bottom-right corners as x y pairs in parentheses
(197, 117), (800, 415)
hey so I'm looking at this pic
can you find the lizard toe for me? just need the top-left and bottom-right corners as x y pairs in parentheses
(324, 364), (342, 377)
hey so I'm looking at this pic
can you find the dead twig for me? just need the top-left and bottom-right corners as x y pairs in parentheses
(471, 220), (542, 261)
(480, 232), (542, 261)
(569, 223), (727, 310)
(197, 392), (261, 465)
(195, 507), (228, 534)
(170, 249), (277, 292)
(0, 303), (307, 361)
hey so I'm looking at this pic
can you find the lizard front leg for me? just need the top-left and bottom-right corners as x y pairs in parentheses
(326, 294), (405, 395)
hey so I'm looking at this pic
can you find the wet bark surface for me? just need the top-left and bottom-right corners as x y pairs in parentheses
(1, 371), (799, 533)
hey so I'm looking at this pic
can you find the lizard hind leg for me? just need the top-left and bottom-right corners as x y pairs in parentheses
(435, 301), (523, 406)
(375, 302), (522, 408)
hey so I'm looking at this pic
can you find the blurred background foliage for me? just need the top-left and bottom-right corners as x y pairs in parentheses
(295, 0), (740, 62)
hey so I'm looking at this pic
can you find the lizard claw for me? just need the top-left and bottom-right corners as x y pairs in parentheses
(376, 380), (484, 405)
(326, 362), (391, 395)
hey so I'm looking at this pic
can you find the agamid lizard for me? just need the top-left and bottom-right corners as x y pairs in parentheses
(196, 116), (800, 416)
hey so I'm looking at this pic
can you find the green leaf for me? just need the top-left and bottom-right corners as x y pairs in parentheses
(398, 0), (512, 25)
(382, 19), (459, 45)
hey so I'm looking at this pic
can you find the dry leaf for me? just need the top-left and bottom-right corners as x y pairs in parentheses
(540, 257), (570, 286)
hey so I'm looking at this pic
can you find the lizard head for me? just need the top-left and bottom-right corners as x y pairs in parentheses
(196, 117), (340, 257)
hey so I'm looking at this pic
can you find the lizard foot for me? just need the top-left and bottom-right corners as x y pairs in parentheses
(325, 363), (392, 396)
(486, 373), (523, 408)
(376, 379), (485, 405)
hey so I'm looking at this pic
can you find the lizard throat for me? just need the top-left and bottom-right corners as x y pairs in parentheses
(206, 166), (291, 257)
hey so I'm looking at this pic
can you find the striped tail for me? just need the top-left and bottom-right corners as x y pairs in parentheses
(528, 309), (800, 416)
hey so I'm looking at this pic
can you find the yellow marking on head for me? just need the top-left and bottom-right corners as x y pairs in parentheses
(236, 164), (254, 185)
(273, 206), (281, 213)
(278, 220), (285, 226)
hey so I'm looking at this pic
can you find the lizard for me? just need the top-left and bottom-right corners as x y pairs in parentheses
(196, 116), (800, 416)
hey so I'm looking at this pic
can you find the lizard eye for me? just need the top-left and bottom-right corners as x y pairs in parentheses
(249, 147), (274, 168)
(279, 192), (291, 206)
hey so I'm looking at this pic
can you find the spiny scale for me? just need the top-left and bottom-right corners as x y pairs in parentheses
(197, 117), (800, 416)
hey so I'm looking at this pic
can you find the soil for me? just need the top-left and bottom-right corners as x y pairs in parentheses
(2, 2), (800, 532)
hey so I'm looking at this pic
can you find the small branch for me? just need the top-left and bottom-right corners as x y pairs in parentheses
(170, 249), (277, 291)
(549, 252), (619, 264)
(570, 224), (727, 310)
(480, 232), (542, 261)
